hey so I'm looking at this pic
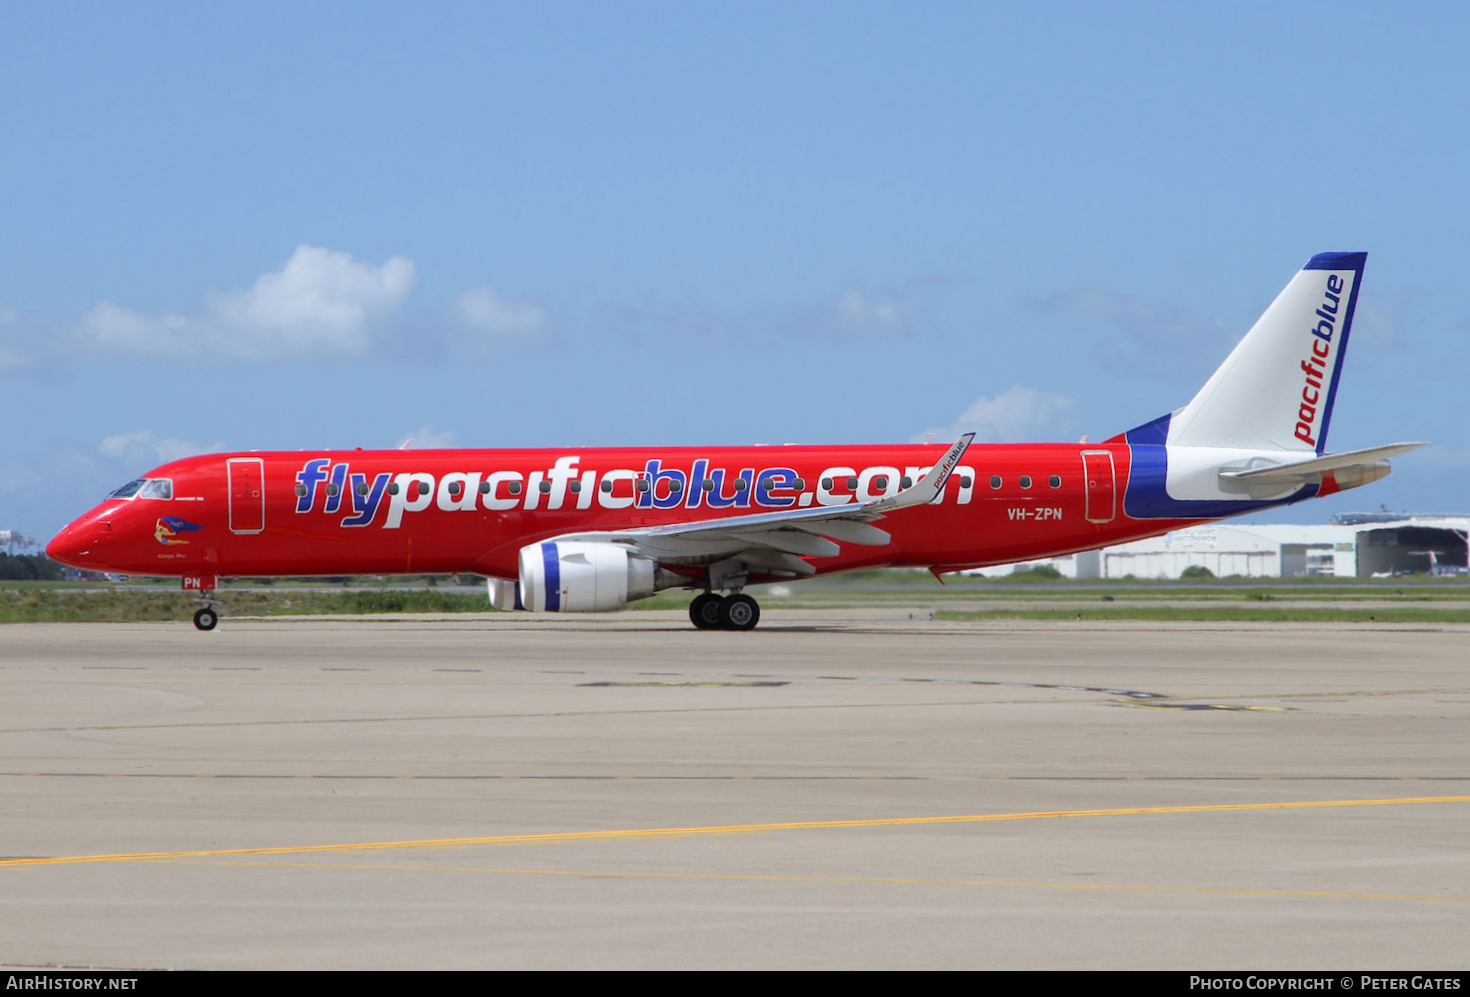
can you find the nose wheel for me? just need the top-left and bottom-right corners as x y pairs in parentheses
(193, 606), (219, 631)
(689, 592), (760, 631)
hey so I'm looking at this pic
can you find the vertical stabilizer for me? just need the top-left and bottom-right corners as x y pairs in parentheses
(1167, 252), (1365, 455)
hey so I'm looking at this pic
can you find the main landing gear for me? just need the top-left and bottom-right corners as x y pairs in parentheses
(688, 592), (761, 632)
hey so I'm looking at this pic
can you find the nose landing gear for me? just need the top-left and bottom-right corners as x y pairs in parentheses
(183, 575), (222, 631)
(688, 592), (760, 631)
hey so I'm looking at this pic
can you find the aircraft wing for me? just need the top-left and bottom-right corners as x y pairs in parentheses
(1218, 442), (1427, 484)
(547, 434), (974, 574)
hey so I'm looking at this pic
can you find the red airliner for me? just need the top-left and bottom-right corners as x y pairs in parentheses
(47, 253), (1422, 630)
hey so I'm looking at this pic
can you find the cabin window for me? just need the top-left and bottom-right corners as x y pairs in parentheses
(108, 479), (146, 500)
(508, 481), (523, 495)
(138, 479), (173, 500)
(701, 480), (715, 491)
(900, 476), (912, 489)
(794, 478), (807, 490)
(326, 483), (340, 497)
(668, 479), (682, 493)
(989, 476), (1001, 489)
(873, 476), (889, 490)
(821, 478), (833, 490)
(636, 479), (650, 493)
(295, 483), (308, 497)
(1049, 475), (1061, 488)
(359, 482), (372, 495)
(959, 475), (972, 489)
(845, 476), (858, 490)
(601, 479), (613, 493)
(386, 482), (400, 495)
(1019, 475), (1032, 489)
(538, 480), (552, 494)
(569, 480), (581, 494)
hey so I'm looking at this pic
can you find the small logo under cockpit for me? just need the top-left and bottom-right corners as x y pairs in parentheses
(155, 517), (204, 546)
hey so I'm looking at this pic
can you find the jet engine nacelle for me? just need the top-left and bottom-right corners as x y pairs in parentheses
(517, 541), (656, 612)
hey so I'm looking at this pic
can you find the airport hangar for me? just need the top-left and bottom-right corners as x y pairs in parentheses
(969, 513), (1470, 580)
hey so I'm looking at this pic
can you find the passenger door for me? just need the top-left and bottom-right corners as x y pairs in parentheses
(1081, 451), (1116, 523)
(228, 458), (265, 534)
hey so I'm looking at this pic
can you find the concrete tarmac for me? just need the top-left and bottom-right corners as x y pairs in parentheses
(1, 611), (1467, 970)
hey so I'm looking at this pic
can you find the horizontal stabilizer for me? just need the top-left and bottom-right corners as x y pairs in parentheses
(1219, 442), (1427, 483)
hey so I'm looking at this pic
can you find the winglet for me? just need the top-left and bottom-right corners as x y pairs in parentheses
(871, 432), (974, 514)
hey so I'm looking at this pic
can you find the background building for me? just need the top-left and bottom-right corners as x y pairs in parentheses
(971, 514), (1470, 579)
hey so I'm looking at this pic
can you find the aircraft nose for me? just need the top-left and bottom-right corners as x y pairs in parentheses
(46, 525), (85, 567)
(46, 518), (111, 568)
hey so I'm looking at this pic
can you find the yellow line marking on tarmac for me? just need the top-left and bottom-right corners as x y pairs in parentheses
(136, 858), (1470, 904)
(0, 795), (1467, 870)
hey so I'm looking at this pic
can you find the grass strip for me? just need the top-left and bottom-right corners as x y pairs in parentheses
(0, 588), (488, 623)
(0, 586), (703, 623)
(935, 607), (1470, 623)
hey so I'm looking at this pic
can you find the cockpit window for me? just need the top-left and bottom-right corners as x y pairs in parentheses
(139, 479), (173, 500)
(108, 479), (147, 499)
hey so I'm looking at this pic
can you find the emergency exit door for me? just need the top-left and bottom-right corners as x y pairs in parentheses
(228, 458), (265, 534)
(1081, 451), (1116, 523)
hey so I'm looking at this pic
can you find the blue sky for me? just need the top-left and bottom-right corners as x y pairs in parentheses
(4, 1), (1468, 541)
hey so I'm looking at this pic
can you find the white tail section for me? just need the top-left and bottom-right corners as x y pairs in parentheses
(1167, 252), (1365, 454)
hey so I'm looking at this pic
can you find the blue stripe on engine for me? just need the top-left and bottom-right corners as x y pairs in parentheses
(542, 542), (560, 612)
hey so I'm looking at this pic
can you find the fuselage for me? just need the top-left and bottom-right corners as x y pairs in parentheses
(46, 441), (1240, 581)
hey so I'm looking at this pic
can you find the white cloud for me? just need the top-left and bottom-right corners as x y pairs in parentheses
(600, 298), (734, 345)
(1035, 287), (1230, 378)
(75, 245), (418, 364)
(3, 432), (221, 540)
(0, 304), (40, 372)
(601, 280), (941, 345)
(914, 385), (1076, 444)
(1352, 292), (1413, 350)
(456, 286), (546, 337)
(99, 429), (215, 466)
(396, 425), (456, 450)
(833, 289), (902, 333)
(0, 345), (31, 373)
(805, 283), (937, 339)
(1408, 444), (1470, 466)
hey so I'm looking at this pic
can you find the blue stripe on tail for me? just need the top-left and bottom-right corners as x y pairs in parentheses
(1306, 253), (1366, 455)
(1121, 414), (1317, 520)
